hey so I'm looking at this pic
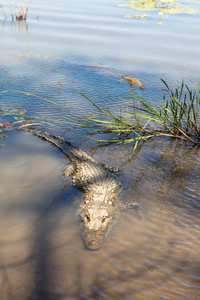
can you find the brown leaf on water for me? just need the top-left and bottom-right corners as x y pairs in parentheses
(122, 76), (145, 89)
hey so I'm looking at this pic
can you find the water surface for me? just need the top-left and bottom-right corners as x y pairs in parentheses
(0, 0), (200, 299)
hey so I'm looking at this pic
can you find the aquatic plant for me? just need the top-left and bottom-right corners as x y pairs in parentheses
(1, 79), (200, 150)
(125, 14), (148, 20)
(0, 1), (31, 21)
(119, 0), (199, 21)
(79, 79), (200, 149)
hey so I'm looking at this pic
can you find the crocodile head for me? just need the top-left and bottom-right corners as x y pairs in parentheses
(78, 204), (117, 250)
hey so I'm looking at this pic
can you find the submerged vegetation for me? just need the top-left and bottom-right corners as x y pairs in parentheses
(1, 80), (200, 151)
(119, 0), (199, 21)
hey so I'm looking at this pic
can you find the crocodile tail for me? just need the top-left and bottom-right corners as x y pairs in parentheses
(34, 131), (73, 155)
(34, 132), (94, 162)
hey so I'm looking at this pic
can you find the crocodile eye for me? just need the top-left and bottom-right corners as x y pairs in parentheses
(86, 215), (90, 222)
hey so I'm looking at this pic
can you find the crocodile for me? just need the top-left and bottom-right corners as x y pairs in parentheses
(34, 132), (140, 250)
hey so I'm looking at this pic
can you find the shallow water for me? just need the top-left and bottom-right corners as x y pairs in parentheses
(0, 0), (200, 299)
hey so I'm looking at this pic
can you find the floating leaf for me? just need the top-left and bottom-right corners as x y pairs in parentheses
(122, 76), (146, 89)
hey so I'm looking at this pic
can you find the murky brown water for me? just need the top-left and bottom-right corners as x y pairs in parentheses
(1, 0), (200, 299)
(0, 132), (199, 299)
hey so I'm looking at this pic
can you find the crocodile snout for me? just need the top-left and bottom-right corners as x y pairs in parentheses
(85, 239), (102, 250)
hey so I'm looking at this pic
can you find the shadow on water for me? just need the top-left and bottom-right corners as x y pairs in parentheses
(0, 132), (76, 299)
(0, 178), (79, 299)
(29, 187), (74, 299)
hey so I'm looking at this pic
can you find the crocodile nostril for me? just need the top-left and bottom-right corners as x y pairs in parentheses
(86, 240), (101, 250)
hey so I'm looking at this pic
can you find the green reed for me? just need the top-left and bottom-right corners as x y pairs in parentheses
(76, 79), (200, 149)
(2, 79), (200, 150)
(127, 79), (200, 143)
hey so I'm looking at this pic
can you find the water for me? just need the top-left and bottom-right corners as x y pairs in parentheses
(0, 0), (200, 299)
